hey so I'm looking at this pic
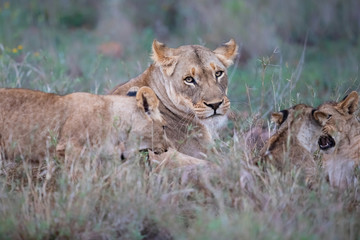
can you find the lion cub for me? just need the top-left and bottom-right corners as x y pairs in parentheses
(259, 104), (322, 185)
(0, 87), (169, 162)
(314, 91), (359, 188)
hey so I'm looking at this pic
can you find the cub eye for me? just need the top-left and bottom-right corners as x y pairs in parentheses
(215, 71), (224, 78)
(184, 76), (196, 85)
(327, 114), (332, 120)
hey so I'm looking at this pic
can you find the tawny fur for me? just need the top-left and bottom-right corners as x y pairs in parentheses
(259, 104), (322, 186)
(149, 147), (255, 194)
(149, 147), (214, 172)
(314, 91), (360, 188)
(110, 39), (238, 159)
(148, 147), (220, 195)
(0, 87), (169, 162)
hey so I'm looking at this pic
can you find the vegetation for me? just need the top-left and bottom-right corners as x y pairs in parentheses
(0, 0), (359, 239)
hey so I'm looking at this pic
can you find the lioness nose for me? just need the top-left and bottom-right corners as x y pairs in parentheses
(204, 100), (223, 111)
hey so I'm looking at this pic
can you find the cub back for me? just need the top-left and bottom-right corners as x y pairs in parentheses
(0, 87), (169, 162)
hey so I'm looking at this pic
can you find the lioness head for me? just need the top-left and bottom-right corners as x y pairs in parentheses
(151, 39), (238, 119)
(314, 91), (359, 153)
(125, 87), (170, 155)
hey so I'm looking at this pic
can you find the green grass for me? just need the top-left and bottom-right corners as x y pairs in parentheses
(1, 1), (360, 239)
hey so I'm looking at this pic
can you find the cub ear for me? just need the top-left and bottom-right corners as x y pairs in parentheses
(213, 38), (239, 68)
(271, 110), (288, 126)
(151, 39), (179, 76)
(313, 110), (329, 126)
(338, 91), (358, 115)
(136, 87), (162, 121)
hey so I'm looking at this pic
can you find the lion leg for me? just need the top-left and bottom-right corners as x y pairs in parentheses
(56, 137), (87, 181)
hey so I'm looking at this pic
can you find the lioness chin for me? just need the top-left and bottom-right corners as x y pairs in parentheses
(110, 39), (238, 159)
(314, 91), (360, 188)
(0, 87), (169, 162)
(259, 104), (322, 186)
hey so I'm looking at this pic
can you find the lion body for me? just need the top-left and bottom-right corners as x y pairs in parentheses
(110, 40), (238, 159)
(0, 87), (168, 161)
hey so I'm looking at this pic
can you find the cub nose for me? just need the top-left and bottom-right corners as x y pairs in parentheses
(204, 100), (223, 111)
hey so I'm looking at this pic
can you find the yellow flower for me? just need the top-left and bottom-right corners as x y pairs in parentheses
(4, 2), (9, 9)
(12, 48), (18, 53)
(17, 45), (23, 50)
(33, 52), (40, 57)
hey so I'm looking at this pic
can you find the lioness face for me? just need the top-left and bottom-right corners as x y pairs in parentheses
(314, 91), (359, 153)
(152, 39), (238, 119)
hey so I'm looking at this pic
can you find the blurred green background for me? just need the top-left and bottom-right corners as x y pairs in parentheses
(0, 0), (359, 115)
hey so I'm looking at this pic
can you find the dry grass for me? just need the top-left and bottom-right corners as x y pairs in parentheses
(1, 109), (360, 239)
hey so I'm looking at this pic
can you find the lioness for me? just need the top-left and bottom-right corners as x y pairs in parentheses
(0, 87), (169, 162)
(314, 91), (359, 188)
(259, 104), (322, 185)
(110, 39), (238, 159)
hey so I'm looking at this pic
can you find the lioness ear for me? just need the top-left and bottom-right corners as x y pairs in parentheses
(271, 110), (288, 126)
(313, 110), (329, 126)
(136, 87), (162, 121)
(338, 91), (358, 115)
(151, 39), (179, 76)
(213, 39), (239, 67)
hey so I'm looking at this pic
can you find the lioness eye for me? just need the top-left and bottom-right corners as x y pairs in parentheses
(327, 114), (332, 119)
(184, 76), (196, 85)
(215, 71), (224, 78)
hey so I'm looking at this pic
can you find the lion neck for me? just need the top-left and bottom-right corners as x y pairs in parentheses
(144, 64), (212, 158)
(146, 65), (193, 119)
(320, 116), (360, 189)
(346, 117), (360, 140)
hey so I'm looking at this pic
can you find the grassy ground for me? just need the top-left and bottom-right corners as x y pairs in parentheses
(1, 1), (360, 239)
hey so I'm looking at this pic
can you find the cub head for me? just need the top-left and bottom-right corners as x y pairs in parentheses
(262, 104), (322, 161)
(314, 91), (359, 152)
(151, 39), (238, 119)
(128, 87), (170, 155)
